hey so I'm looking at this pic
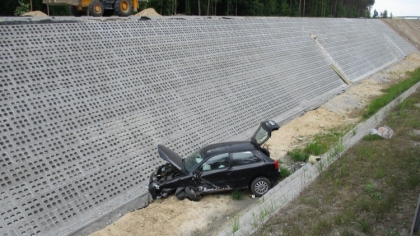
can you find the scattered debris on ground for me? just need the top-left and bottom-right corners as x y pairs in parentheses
(370, 125), (394, 139)
(308, 155), (321, 164)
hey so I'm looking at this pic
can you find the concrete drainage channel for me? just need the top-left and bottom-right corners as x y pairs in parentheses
(217, 81), (420, 236)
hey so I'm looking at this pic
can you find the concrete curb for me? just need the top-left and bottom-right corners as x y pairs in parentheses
(217, 81), (420, 236)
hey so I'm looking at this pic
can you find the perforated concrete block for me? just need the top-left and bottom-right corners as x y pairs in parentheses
(306, 18), (417, 81)
(0, 17), (415, 235)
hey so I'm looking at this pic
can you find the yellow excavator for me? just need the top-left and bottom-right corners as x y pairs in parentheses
(43, 0), (147, 17)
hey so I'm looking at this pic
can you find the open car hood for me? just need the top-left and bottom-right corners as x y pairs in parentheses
(157, 144), (183, 172)
(251, 120), (280, 146)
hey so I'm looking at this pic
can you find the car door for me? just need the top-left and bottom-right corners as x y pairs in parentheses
(251, 120), (280, 146)
(197, 153), (235, 188)
(229, 151), (266, 188)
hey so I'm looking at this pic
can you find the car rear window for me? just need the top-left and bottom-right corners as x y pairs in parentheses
(232, 151), (260, 166)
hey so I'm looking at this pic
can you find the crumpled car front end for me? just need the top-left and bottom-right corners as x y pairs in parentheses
(148, 171), (160, 200)
(148, 163), (185, 199)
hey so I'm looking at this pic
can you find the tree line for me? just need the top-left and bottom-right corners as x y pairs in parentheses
(152, 0), (376, 18)
(2, 0), (377, 18)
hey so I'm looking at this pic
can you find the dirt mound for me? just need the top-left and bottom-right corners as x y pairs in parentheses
(22, 11), (48, 17)
(383, 19), (420, 50)
(135, 8), (161, 17)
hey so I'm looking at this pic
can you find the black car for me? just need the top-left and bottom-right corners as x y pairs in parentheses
(148, 120), (281, 201)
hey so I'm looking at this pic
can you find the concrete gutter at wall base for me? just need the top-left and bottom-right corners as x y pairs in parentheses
(217, 81), (420, 236)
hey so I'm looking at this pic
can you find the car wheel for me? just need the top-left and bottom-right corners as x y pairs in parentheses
(175, 190), (186, 200)
(185, 186), (201, 201)
(251, 177), (271, 197)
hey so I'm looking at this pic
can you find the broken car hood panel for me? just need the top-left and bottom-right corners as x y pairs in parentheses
(157, 144), (183, 172)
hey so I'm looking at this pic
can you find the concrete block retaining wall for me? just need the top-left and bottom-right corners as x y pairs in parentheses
(0, 17), (416, 235)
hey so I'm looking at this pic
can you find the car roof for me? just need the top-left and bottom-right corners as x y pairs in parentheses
(200, 141), (257, 157)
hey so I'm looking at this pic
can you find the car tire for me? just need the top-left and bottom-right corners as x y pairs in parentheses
(185, 186), (201, 201)
(175, 190), (186, 200)
(251, 177), (271, 197)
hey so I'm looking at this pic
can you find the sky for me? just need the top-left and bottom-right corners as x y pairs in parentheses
(371, 0), (420, 17)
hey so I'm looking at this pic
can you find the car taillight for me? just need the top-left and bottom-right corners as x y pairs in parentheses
(274, 160), (279, 170)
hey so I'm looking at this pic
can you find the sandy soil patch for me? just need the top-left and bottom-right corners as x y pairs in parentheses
(135, 8), (161, 17)
(91, 194), (255, 236)
(90, 52), (420, 236)
(22, 11), (48, 17)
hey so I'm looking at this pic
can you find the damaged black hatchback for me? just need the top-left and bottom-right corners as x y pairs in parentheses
(148, 120), (281, 201)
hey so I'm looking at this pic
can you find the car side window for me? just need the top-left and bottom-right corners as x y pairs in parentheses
(200, 153), (229, 172)
(232, 151), (260, 166)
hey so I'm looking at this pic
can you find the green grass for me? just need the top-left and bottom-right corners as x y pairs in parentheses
(280, 166), (291, 178)
(363, 67), (420, 118)
(304, 141), (323, 155)
(287, 129), (345, 162)
(309, 131), (344, 154)
(231, 216), (239, 233)
(362, 134), (383, 141)
(287, 149), (309, 162)
(231, 190), (244, 200)
(359, 218), (370, 233)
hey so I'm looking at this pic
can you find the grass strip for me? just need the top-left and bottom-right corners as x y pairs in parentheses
(287, 130), (344, 162)
(363, 67), (420, 118)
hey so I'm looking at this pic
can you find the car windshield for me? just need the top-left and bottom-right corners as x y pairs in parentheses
(183, 149), (204, 173)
